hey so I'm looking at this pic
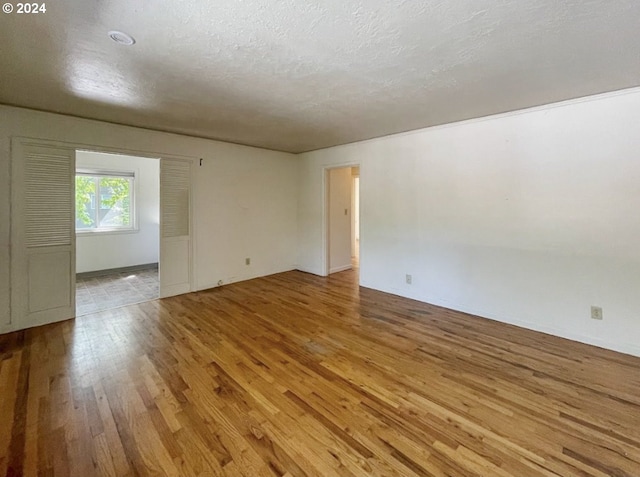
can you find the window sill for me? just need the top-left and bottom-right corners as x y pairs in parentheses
(76, 228), (139, 237)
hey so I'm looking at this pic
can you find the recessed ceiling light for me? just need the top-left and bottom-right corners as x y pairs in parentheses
(108, 30), (136, 46)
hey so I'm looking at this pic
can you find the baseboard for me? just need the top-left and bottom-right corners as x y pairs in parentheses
(329, 264), (352, 274)
(420, 296), (640, 358)
(197, 265), (296, 292)
(481, 312), (640, 358)
(295, 267), (325, 276)
(77, 262), (158, 279)
(359, 280), (640, 358)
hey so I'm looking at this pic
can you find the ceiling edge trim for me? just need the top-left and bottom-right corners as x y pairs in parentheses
(3, 84), (640, 156)
(0, 102), (295, 155)
(298, 85), (640, 155)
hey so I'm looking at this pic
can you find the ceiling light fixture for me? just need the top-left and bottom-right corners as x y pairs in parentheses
(108, 30), (136, 46)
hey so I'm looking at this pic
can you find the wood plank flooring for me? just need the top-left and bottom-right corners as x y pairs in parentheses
(1, 269), (640, 477)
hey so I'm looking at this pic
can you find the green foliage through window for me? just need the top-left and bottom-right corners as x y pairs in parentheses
(75, 176), (96, 227)
(75, 174), (133, 230)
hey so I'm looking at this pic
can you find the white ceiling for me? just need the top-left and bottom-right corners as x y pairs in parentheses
(2, 0), (640, 153)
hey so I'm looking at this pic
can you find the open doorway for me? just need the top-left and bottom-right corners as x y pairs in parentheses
(352, 168), (360, 269)
(10, 138), (193, 330)
(326, 165), (360, 276)
(75, 150), (160, 316)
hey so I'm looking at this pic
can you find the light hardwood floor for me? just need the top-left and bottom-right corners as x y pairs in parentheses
(1, 269), (639, 476)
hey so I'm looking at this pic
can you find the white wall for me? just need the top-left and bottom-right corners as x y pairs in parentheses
(76, 151), (160, 273)
(297, 88), (640, 357)
(328, 167), (353, 273)
(192, 144), (299, 290)
(0, 105), (298, 332)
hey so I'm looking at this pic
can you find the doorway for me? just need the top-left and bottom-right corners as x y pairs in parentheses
(10, 138), (194, 331)
(74, 150), (160, 315)
(352, 171), (360, 269)
(326, 165), (360, 276)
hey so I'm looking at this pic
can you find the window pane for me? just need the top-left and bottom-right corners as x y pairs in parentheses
(75, 174), (133, 231)
(75, 176), (96, 229)
(98, 177), (131, 227)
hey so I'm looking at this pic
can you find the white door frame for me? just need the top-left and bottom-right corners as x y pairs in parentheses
(322, 162), (360, 277)
(8, 136), (197, 332)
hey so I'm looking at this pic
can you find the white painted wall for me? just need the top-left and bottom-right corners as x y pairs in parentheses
(0, 105), (298, 332)
(297, 88), (640, 357)
(328, 167), (353, 273)
(76, 151), (160, 273)
(192, 144), (299, 290)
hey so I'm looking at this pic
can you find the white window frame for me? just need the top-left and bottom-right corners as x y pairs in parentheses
(75, 169), (137, 234)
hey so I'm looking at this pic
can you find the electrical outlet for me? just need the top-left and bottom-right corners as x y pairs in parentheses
(405, 274), (412, 285)
(591, 306), (603, 320)
(245, 257), (251, 265)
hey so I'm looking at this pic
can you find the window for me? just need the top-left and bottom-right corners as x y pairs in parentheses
(75, 170), (135, 232)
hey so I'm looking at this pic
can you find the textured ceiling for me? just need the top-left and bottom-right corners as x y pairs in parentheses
(1, 0), (640, 153)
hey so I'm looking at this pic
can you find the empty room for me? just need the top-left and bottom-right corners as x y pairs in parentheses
(1, 1), (639, 476)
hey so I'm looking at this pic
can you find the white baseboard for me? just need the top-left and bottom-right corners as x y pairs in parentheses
(329, 264), (352, 274)
(360, 280), (640, 358)
(295, 267), (322, 275)
(483, 313), (640, 358)
(196, 265), (296, 292)
(424, 297), (640, 358)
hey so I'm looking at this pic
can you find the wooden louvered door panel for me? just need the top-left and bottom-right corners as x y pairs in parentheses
(11, 141), (76, 328)
(159, 158), (192, 298)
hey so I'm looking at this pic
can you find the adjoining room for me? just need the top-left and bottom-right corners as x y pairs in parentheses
(75, 151), (160, 315)
(327, 165), (360, 275)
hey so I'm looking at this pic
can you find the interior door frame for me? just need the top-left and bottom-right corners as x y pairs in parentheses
(322, 162), (360, 277)
(8, 136), (197, 332)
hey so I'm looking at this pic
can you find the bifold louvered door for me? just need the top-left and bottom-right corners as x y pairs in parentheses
(11, 140), (75, 328)
(159, 158), (192, 298)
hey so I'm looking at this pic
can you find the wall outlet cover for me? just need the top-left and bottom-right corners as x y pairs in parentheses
(591, 306), (603, 320)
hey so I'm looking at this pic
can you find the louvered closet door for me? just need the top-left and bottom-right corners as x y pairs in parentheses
(159, 158), (192, 298)
(11, 141), (75, 328)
